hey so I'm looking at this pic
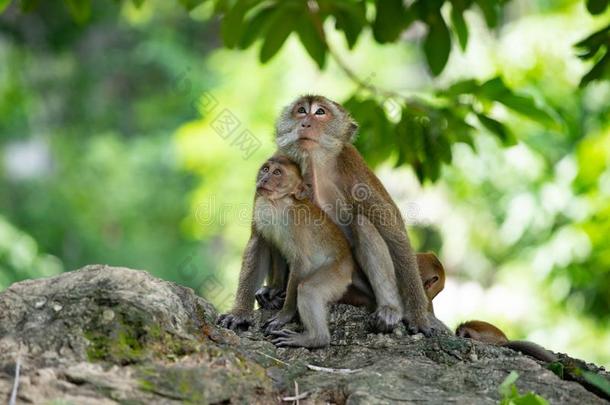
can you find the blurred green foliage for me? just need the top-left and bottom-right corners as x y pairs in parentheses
(0, 0), (609, 366)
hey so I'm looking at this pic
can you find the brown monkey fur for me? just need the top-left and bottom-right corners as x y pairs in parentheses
(274, 95), (431, 335)
(456, 320), (557, 362)
(259, 252), (445, 312)
(219, 155), (353, 348)
(257, 251), (451, 333)
(341, 254), (445, 309)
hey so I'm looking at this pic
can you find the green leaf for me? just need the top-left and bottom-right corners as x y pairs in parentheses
(575, 24), (610, 52)
(178, 0), (207, 11)
(499, 371), (520, 398)
(450, 6), (468, 50)
(479, 77), (556, 125)
(346, 97), (393, 167)
(498, 93), (555, 125)
(423, 12), (451, 76)
(444, 79), (479, 96)
(296, 17), (326, 69)
(583, 371), (610, 396)
(373, 0), (412, 43)
(476, 113), (515, 145)
(546, 362), (564, 379)
(474, 0), (499, 28)
(0, 0), (12, 13)
(237, 6), (274, 49)
(131, 0), (145, 8)
(586, 0), (609, 14)
(479, 76), (507, 99)
(221, 0), (254, 49)
(422, 134), (442, 182)
(580, 51), (610, 87)
(259, 6), (298, 64)
(511, 392), (549, 405)
(395, 107), (419, 166)
(333, 1), (366, 49)
(63, 0), (91, 23)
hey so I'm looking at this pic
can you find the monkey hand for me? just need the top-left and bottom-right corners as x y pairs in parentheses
(263, 309), (296, 334)
(217, 310), (253, 331)
(371, 305), (403, 333)
(255, 286), (286, 310)
(404, 313), (433, 337)
(269, 329), (330, 349)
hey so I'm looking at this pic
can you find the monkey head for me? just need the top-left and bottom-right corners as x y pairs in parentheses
(416, 252), (446, 301)
(255, 155), (310, 201)
(275, 95), (358, 158)
(455, 320), (509, 345)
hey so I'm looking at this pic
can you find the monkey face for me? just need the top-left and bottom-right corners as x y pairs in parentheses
(416, 252), (445, 301)
(275, 95), (358, 155)
(256, 157), (307, 201)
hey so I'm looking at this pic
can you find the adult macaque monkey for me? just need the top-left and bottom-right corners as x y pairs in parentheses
(456, 320), (557, 362)
(275, 95), (431, 334)
(220, 156), (353, 348)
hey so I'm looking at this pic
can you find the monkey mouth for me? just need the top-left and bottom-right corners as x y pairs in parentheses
(256, 186), (273, 194)
(298, 136), (319, 144)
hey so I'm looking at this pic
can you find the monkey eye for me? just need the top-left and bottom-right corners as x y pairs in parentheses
(262, 166), (269, 173)
(314, 107), (325, 115)
(297, 106), (307, 114)
(273, 169), (281, 175)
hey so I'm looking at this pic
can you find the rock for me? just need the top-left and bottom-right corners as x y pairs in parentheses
(0, 265), (608, 404)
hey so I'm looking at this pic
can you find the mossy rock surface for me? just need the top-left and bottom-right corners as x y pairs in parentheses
(0, 265), (608, 404)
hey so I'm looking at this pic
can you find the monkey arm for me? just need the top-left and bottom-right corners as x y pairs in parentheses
(269, 247), (288, 290)
(218, 233), (271, 330)
(368, 203), (431, 335)
(232, 233), (271, 312)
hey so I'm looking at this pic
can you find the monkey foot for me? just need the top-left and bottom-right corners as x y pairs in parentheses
(269, 329), (329, 348)
(217, 312), (252, 331)
(405, 317), (433, 337)
(371, 305), (402, 333)
(255, 287), (286, 310)
(262, 310), (295, 334)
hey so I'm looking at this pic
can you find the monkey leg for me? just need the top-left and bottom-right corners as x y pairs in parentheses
(271, 260), (351, 348)
(339, 268), (375, 309)
(263, 273), (298, 334)
(256, 247), (288, 310)
(351, 214), (403, 333)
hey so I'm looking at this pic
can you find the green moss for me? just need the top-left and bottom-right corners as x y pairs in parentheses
(84, 306), (197, 364)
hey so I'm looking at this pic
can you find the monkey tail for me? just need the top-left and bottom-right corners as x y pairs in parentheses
(503, 340), (558, 363)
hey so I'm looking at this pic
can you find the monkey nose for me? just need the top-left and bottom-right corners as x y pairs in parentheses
(301, 123), (311, 128)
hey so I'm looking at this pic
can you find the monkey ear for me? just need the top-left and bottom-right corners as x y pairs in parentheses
(424, 275), (443, 300)
(294, 183), (313, 200)
(347, 121), (359, 143)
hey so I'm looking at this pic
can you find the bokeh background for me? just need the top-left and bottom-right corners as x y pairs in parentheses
(0, 0), (609, 367)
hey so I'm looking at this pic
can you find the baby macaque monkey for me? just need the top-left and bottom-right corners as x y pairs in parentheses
(456, 320), (557, 362)
(253, 155), (353, 348)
